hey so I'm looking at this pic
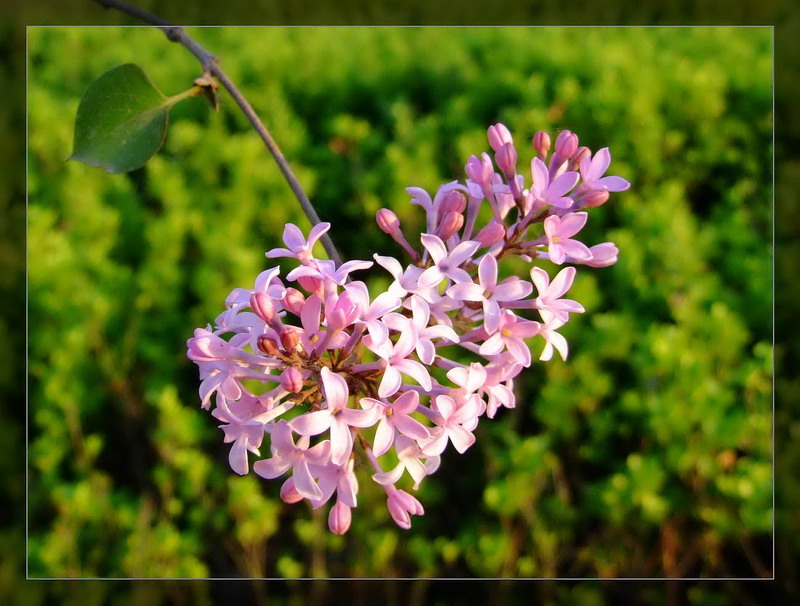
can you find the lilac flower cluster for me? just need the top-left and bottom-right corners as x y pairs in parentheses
(187, 124), (629, 533)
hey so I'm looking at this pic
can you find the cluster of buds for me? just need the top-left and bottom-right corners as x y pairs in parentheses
(187, 124), (629, 533)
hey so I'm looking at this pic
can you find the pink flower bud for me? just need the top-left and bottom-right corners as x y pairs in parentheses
(487, 123), (513, 152)
(283, 288), (306, 316)
(280, 367), (303, 392)
(465, 153), (493, 190)
(475, 220), (506, 247)
(572, 146), (591, 167)
(555, 130), (578, 160)
(387, 489), (424, 530)
(583, 242), (619, 267)
(280, 328), (301, 352)
(297, 275), (324, 297)
(581, 189), (609, 209)
(436, 211), (464, 241)
(440, 190), (467, 216)
(280, 478), (304, 504)
(257, 335), (280, 356)
(533, 131), (551, 157)
(187, 329), (231, 362)
(249, 292), (275, 323)
(376, 208), (401, 235)
(328, 500), (352, 535)
(495, 142), (518, 179)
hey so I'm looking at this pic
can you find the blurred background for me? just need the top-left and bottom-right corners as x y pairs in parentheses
(11, 21), (781, 603)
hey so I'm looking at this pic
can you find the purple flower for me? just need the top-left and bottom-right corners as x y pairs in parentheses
(529, 156), (580, 209)
(579, 148), (630, 193)
(479, 310), (541, 367)
(446, 253), (532, 333)
(360, 390), (432, 456)
(418, 234), (480, 288)
(266, 222), (331, 265)
(530, 266), (585, 323)
(372, 435), (440, 489)
(543, 212), (592, 265)
(421, 395), (480, 455)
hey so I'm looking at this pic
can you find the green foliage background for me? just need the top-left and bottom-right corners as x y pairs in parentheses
(26, 26), (771, 588)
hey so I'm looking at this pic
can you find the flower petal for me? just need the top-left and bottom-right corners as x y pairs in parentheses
(420, 233), (447, 265)
(290, 410), (332, 436)
(320, 367), (349, 410)
(373, 417), (395, 457)
(292, 458), (323, 501)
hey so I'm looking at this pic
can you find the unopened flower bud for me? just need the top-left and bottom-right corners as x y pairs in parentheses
(465, 153), (493, 189)
(555, 130), (578, 160)
(487, 123), (513, 152)
(533, 131), (551, 157)
(328, 500), (352, 535)
(436, 211), (464, 241)
(249, 292), (276, 323)
(376, 208), (401, 235)
(581, 189), (609, 209)
(280, 367), (303, 392)
(257, 335), (280, 356)
(283, 288), (305, 316)
(297, 275), (324, 297)
(280, 478), (304, 504)
(475, 220), (506, 247)
(280, 328), (301, 352)
(495, 142), (518, 179)
(572, 146), (591, 168)
(440, 190), (467, 216)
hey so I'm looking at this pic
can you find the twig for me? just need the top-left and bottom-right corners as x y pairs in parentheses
(92, 0), (343, 265)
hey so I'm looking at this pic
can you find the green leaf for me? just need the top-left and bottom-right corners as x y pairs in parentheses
(71, 64), (174, 174)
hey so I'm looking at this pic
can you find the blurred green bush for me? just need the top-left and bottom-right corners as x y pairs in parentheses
(26, 27), (771, 580)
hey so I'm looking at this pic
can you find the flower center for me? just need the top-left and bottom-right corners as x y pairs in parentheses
(501, 329), (512, 338)
(309, 333), (320, 344)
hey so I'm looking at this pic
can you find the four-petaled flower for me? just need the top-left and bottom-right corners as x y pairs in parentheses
(266, 222), (332, 265)
(530, 266), (585, 323)
(579, 148), (631, 193)
(543, 211), (592, 265)
(360, 390), (432, 456)
(418, 234), (480, 288)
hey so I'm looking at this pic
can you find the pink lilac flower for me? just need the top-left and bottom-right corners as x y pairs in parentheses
(266, 222), (332, 264)
(446, 253), (532, 333)
(543, 211), (592, 265)
(479, 310), (541, 367)
(418, 234), (480, 288)
(189, 122), (628, 533)
(530, 266), (586, 323)
(579, 148), (631, 193)
(289, 367), (379, 465)
(359, 390), (432, 456)
(252, 420), (331, 501)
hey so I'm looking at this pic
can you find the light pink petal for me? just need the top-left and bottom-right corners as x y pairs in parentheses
(307, 222), (331, 248)
(393, 414), (431, 441)
(588, 148), (611, 182)
(531, 157), (550, 192)
(446, 282), (484, 302)
(393, 359), (432, 391)
(329, 417), (354, 465)
(282, 223), (307, 251)
(539, 340), (554, 362)
(416, 339), (436, 365)
(550, 331), (569, 360)
(448, 240), (481, 267)
(506, 338), (532, 367)
(292, 458), (323, 501)
(290, 410), (332, 436)
(418, 266), (444, 289)
(433, 395), (456, 420)
(595, 176), (630, 192)
(305, 440), (332, 465)
(478, 253), (498, 290)
(558, 212), (588, 238)
(366, 319), (390, 346)
(448, 425), (476, 454)
(530, 267), (551, 296)
(547, 171), (580, 198)
(446, 366), (469, 388)
(374, 254), (404, 281)
(405, 458), (429, 487)
(373, 418), (395, 457)
(420, 233), (447, 265)
(392, 390), (419, 415)
(557, 299), (585, 313)
(465, 365), (487, 393)
(421, 430), (448, 456)
(424, 324), (459, 343)
(229, 438), (250, 475)
(549, 244), (566, 265)
(479, 332), (505, 356)
(320, 367), (349, 410)
(253, 455), (292, 479)
(393, 322), (418, 359)
(482, 299), (502, 333)
(544, 214), (560, 238)
(301, 294), (322, 332)
(269, 421), (295, 453)
(378, 365), (403, 398)
(372, 462), (405, 486)
(265, 247), (295, 259)
(493, 279), (533, 302)
(549, 266), (576, 298)
(511, 320), (541, 339)
(339, 406), (381, 428)
(559, 239), (593, 260)
(445, 267), (473, 284)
